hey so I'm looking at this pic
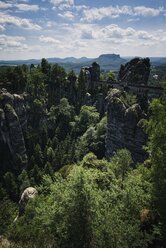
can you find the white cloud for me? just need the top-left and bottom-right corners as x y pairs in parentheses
(101, 25), (135, 39)
(73, 5), (88, 12)
(0, 34), (27, 50)
(133, 6), (163, 17)
(81, 6), (131, 22)
(127, 18), (140, 22)
(81, 5), (164, 22)
(17, 0), (30, 2)
(0, 12), (41, 30)
(0, 24), (5, 31)
(58, 11), (74, 20)
(0, 1), (12, 9)
(50, 0), (74, 9)
(39, 35), (61, 45)
(76, 23), (162, 47)
(137, 31), (153, 40)
(15, 4), (39, 12)
(81, 29), (94, 39)
(71, 40), (87, 48)
(0, 1), (40, 12)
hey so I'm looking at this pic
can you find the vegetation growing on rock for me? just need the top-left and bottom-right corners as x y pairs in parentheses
(0, 58), (165, 247)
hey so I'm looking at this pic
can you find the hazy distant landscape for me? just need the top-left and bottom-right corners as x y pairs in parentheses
(1, 54), (166, 73)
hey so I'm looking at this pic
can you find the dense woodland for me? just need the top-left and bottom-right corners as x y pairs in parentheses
(0, 59), (166, 247)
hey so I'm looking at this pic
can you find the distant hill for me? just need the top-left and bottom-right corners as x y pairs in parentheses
(149, 57), (166, 65)
(0, 54), (126, 73)
(0, 54), (166, 73)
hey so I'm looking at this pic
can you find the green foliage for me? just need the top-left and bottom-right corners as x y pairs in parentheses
(48, 98), (75, 139)
(111, 149), (133, 183)
(50, 63), (66, 82)
(77, 69), (86, 107)
(145, 85), (166, 245)
(3, 172), (18, 200)
(1, 59), (164, 247)
(120, 92), (137, 107)
(9, 152), (155, 248)
(100, 71), (116, 82)
(75, 116), (107, 161)
(18, 170), (30, 193)
(68, 70), (77, 83)
(0, 198), (17, 235)
(73, 105), (99, 136)
(41, 58), (50, 75)
(27, 68), (47, 100)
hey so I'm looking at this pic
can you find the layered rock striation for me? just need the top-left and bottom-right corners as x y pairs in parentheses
(105, 89), (147, 163)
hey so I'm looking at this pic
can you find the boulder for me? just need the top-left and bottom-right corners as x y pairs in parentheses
(19, 187), (38, 216)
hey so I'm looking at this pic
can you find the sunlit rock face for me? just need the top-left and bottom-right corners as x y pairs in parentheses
(105, 89), (148, 163)
(0, 88), (28, 168)
(118, 57), (150, 85)
(19, 187), (38, 216)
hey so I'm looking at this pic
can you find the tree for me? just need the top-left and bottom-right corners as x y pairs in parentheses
(48, 98), (75, 140)
(3, 172), (18, 200)
(145, 86), (166, 245)
(111, 149), (133, 184)
(34, 144), (44, 167)
(107, 71), (116, 81)
(9, 156), (155, 248)
(77, 69), (86, 108)
(18, 170), (30, 193)
(73, 105), (99, 136)
(41, 58), (50, 75)
(27, 68), (46, 100)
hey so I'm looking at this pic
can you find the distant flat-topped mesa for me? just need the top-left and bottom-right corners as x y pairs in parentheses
(118, 57), (150, 86)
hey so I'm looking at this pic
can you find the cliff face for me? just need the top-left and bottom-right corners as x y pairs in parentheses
(105, 89), (147, 163)
(0, 89), (28, 167)
(118, 57), (150, 85)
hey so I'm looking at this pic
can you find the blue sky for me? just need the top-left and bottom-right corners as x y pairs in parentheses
(0, 0), (166, 60)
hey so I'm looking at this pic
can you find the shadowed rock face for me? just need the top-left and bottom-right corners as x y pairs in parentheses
(0, 89), (28, 167)
(118, 57), (150, 85)
(105, 89), (148, 163)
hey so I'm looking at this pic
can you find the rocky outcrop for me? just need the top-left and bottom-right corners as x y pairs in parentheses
(89, 62), (100, 82)
(118, 57), (150, 85)
(19, 187), (38, 216)
(0, 88), (28, 167)
(105, 89), (147, 163)
(81, 62), (100, 93)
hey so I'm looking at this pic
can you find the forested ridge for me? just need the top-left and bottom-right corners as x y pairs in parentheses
(0, 58), (166, 248)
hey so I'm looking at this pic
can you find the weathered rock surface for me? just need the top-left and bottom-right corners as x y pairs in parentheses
(0, 88), (28, 167)
(19, 187), (38, 215)
(118, 57), (150, 85)
(105, 89), (147, 163)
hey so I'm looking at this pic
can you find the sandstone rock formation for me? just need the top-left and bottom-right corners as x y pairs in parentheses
(0, 88), (28, 167)
(81, 62), (100, 93)
(105, 89), (147, 163)
(118, 57), (150, 85)
(89, 62), (100, 82)
(19, 187), (38, 216)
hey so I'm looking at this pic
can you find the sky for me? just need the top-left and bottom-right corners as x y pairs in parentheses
(0, 0), (166, 60)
